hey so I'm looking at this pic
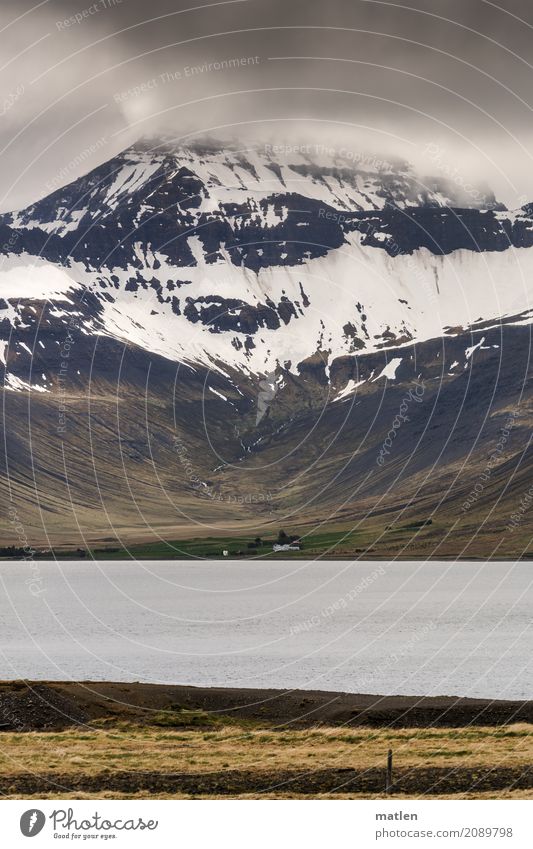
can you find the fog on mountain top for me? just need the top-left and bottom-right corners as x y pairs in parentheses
(0, 0), (533, 209)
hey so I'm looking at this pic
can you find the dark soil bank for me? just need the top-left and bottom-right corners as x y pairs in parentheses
(0, 680), (532, 730)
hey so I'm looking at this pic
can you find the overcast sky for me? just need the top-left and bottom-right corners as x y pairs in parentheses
(1, 0), (533, 210)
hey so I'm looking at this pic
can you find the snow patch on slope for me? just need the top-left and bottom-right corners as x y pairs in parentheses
(4, 373), (48, 392)
(335, 378), (366, 401)
(54, 229), (533, 379)
(0, 255), (82, 301)
(373, 358), (403, 381)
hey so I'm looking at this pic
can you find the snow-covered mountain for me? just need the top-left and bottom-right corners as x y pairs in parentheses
(2, 136), (533, 554)
(2, 136), (532, 390)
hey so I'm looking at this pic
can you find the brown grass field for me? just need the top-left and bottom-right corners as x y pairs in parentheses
(0, 723), (532, 799)
(0, 682), (532, 799)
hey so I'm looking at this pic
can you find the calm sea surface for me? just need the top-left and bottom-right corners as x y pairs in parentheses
(0, 560), (531, 698)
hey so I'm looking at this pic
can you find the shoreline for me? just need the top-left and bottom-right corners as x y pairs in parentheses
(1, 555), (529, 562)
(1, 680), (531, 730)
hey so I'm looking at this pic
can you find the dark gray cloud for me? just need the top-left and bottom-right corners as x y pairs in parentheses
(1, 0), (533, 209)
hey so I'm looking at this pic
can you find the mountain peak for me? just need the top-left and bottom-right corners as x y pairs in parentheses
(0, 137), (530, 383)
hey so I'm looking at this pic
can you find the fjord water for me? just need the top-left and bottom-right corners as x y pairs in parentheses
(0, 560), (530, 699)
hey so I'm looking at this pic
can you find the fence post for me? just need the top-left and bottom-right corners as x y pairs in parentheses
(386, 748), (393, 793)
